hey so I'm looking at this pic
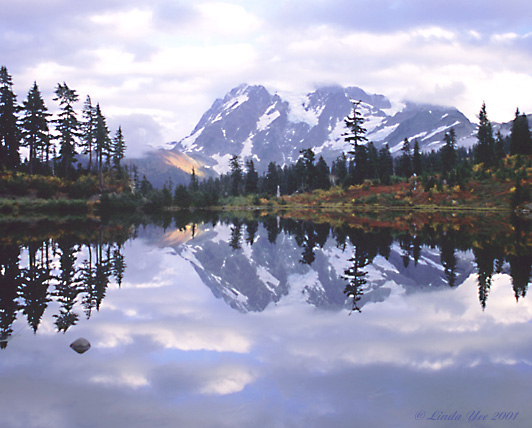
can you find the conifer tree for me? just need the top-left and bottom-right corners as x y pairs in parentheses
(398, 138), (412, 178)
(377, 144), (393, 185)
(265, 161), (278, 195)
(412, 140), (422, 176)
(21, 82), (50, 174)
(299, 148), (316, 191)
(0, 66), (20, 170)
(189, 167), (199, 192)
(441, 128), (457, 175)
(244, 159), (258, 194)
(495, 131), (506, 161)
(315, 156), (331, 190)
(94, 104), (110, 190)
(229, 154), (243, 196)
(81, 95), (96, 171)
(510, 108), (532, 156)
(54, 82), (80, 178)
(332, 153), (348, 185)
(343, 100), (368, 184)
(366, 142), (379, 180)
(474, 102), (495, 166)
(352, 144), (369, 184)
(111, 126), (126, 171)
(343, 100), (368, 154)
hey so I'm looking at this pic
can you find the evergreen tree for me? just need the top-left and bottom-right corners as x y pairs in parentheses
(353, 144), (369, 184)
(378, 144), (393, 184)
(412, 140), (422, 176)
(94, 104), (110, 190)
(53, 82), (80, 178)
(343, 100), (368, 184)
(343, 100), (368, 155)
(265, 161), (278, 195)
(495, 130), (506, 161)
(366, 142), (379, 180)
(244, 159), (259, 194)
(229, 154), (243, 196)
(510, 108), (532, 156)
(111, 126), (126, 171)
(174, 184), (191, 208)
(474, 102), (495, 166)
(398, 138), (412, 178)
(315, 156), (331, 190)
(440, 128), (457, 175)
(189, 167), (199, 192)
(0, 66), (20, 170)
(20, 82), (50, 174)
(81, 95), (96, 171)
(299, 148), (316, 191)
(332, 153), (348, 186)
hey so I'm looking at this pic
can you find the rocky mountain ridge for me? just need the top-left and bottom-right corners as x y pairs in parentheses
(128, 83), (504, 185)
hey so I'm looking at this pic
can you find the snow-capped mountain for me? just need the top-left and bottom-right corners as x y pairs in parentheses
(141, 222), (476, 313)
(171, 83), (477, 174)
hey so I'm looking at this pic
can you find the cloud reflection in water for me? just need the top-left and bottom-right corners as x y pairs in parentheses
(1, 222), (532, 428)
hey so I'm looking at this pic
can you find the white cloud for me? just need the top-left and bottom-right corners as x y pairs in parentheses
(4, 0), (532, 154)
(90, 8), (154, 39)
(195, 2), (262, 37)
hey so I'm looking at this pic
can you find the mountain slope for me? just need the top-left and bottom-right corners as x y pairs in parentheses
(172, 84), (476, 174)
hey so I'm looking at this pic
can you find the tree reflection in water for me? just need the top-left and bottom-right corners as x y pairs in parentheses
(1, 211), (532, 347)
(0, 220), (129, 348)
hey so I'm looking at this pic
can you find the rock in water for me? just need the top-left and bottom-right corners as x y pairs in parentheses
(70, 338), (91, 354)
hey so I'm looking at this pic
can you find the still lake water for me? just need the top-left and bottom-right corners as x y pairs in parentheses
(1, 211), (532, 428)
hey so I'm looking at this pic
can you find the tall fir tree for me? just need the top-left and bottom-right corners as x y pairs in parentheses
(189, 167), (199, 192)
(21, 82), (50, 174)
(474, 102), (495, 166)
(315, 156), (331, 190)
(94, 104), (110, 190)
(510, 108), (532, 156)
(111, 126), (126, 171)
(244, 159), (259, 194)
(412, 140), (422, 176)
(229, 154), (243, 196)
(81, 95), (96, 172)
(343, 100), (368, 154)
(265, 161), (278, 195)
(53, 82), (80, 178)
(398, 138), (412, 178)
(377, 144), (393, 184)
(0, 66), (20, 170)
(332, 153), (348, 185)
(440, 128), (457, 175)
(299, 148), (316, 191)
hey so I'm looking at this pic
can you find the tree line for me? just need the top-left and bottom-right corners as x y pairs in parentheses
(0, 66), (126, 186)
(170, 99), (531, 207)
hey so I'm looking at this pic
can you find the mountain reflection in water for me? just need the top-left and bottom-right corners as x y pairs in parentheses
(1, 211), (532, 427)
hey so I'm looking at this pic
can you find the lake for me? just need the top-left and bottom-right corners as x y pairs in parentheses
(1, 210), (532, 428)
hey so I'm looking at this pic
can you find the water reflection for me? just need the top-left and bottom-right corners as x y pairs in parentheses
(1, 211), (532, 347)
(0, 220), (129, 347)
(1, 211), (532, 427)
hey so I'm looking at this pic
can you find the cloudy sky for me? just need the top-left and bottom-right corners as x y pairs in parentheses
(2, 0), (532, 156)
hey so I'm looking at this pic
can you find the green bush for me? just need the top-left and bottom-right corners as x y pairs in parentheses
(66, 175), (98, 198)
(32, 177), (60, 198)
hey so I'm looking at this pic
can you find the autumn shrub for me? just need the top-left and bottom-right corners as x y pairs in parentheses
(6, 173), (29, 196)
(66, 174), (99, 198)
(32, 176), (61, 198)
